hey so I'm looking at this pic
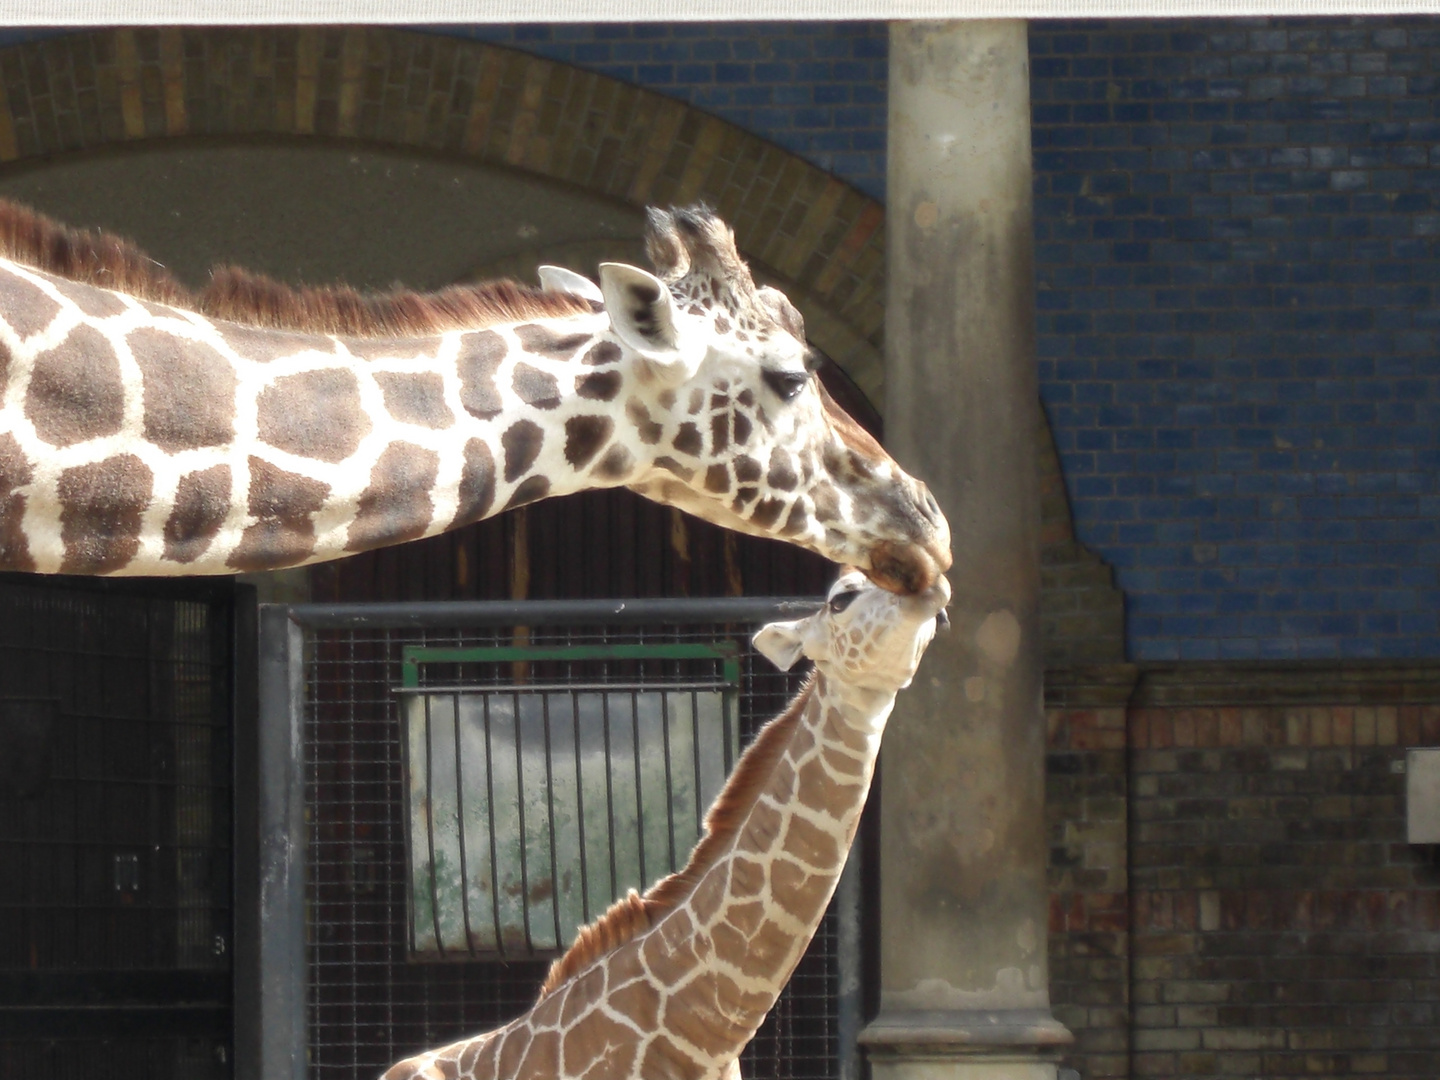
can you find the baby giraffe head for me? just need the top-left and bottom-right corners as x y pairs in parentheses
(753, 568), (951, 693)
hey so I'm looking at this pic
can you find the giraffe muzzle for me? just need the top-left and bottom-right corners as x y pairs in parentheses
(865, 538), (950, 596)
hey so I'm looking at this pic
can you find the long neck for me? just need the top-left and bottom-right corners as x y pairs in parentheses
(379, 672), (894, 1080)
(0, 260), (631, 575)
(635, 673), (892, 1074)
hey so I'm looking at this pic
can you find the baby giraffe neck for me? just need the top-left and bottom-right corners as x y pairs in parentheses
(380, 670), (898, 1080)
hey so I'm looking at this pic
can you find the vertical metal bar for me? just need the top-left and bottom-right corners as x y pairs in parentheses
(453, 692), (474, 957)
(514, 690), (533, 953)
(660, 689), (675, 871)
(602, 691), (617, 901)
(691, 688), (703, 837)
(631, 687), (646, 887)
(482, 693), (504, 958)
(423, 693), (444, 959)
(573, 694), (590, 925)
(249, 605), (308, 1080)
(541, 692), (562, 948)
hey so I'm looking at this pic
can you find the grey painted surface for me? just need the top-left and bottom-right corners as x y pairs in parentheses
(1408, 748), (1440, 845)
(863, 20), (1066, 1077)
(0, 137), (643, 290)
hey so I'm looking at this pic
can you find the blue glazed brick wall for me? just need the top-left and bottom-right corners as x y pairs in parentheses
(432, 22), (889, 200)
(1029, 19), (1440, 660)
(455, 18), (1439, 661)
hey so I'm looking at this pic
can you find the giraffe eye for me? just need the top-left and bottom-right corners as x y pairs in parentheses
(763, 369), (809, 401)
(828, 589), (860, 614)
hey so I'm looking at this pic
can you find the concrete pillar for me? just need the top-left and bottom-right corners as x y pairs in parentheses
(860, 20), (1070, 1080)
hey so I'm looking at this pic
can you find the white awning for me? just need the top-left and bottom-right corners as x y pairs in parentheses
(0, 0), (1435, 25)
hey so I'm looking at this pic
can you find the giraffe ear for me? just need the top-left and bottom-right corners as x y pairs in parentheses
(752, 619), (808, 672)
(538, 265), (604, 305)
(598, 262), (700, 385)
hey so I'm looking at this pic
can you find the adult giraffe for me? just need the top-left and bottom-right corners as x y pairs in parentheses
(383, 566), (950, 1080)
(0, 201), (949, 592)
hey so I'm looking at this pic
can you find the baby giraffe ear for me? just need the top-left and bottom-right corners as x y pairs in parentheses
(752, 619), (808, 672)
(538, 265), (604, 305)
(598, 262), (700, 385)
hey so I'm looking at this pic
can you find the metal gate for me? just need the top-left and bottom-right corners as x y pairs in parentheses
(0, 574), (240, 1080)
(254, 596), (863, 1080)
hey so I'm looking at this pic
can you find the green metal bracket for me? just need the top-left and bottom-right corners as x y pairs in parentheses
(400, 641), (743, 690)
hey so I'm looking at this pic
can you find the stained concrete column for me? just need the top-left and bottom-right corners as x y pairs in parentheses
(859, 20), (1070, 1080)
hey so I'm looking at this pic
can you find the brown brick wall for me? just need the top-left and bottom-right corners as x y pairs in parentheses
(1047, 666), (1440, 1080)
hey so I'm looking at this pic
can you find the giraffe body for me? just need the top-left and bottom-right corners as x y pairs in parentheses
(0, 202), (949, 590)
(383, 568), (950, 1080)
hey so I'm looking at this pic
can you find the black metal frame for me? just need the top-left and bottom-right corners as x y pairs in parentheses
(245, 595), (878, 1080)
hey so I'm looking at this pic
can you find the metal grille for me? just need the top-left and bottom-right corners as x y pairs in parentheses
(0, 575), (234, 1079)
(304, 606), (851, 1080)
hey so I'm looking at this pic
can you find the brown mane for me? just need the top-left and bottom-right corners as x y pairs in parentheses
(0, 199), (595, 338)
(536, 672), (818, 999)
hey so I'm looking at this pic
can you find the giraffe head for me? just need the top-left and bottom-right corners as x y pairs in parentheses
(582, 205), (951, 594)
(753, 567), (951, 692)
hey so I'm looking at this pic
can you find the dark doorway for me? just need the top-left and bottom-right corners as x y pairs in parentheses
(0, 575), (243, 1080)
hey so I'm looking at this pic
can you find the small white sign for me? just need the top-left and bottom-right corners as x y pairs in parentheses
(1407, 748), (1440, 845)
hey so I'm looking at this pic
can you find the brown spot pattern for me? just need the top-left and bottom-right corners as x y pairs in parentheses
(564, 415), (613, 469)
(703, 464), (730, 494)
(512, 362), (561, 409)
(452, 438), (496, 527)
(782, 500), (809, 536)
(750, 496), (786, 530)
(771, 860), (833, 923)
(766, 450), (798, 491)
(672, 422), (702, 457)
(375, 371), (453, 429)
(0, 432), (35, 571)
(227, 457), (330, 571)
(517, 1032), (560, 1079)
(257, 368), (371, 463)
(594, 444), (633, 481)
(0, 270), (61, 337)
(58, 454), (153, 574)
(653, 456), (694, 483)
(733, 411), (752, 444)
(710, 412), (729, 454)
(496, 1029), (530, 1078)
(345, 443), (440, 552)
(638, 1035), (705, 1080)
(501, 419), (544, 483)
(25, 324), (125, 448)
(735, 455), (762, 484)
(559, 967), (606, 1027)
(513, 323), (590, 359)
(606, 978), (661, 1032)
(582, 340), (620, 366)
(130, 327), (238, 453)
(562, 1011), (634, 1076)
(49, 275), (129, 319)
(502, 474), (550, 512)
(625, 398), (663, 445)
(457, 330), (506, 420)
(163, 465), (231, 564)
(216, 322), (333, 364)
(576, 370), (621, 401)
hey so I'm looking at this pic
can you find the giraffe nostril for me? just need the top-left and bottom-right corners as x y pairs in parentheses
(935, 609), (950, 631)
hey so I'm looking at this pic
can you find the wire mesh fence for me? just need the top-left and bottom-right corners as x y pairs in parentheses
(0, 575), (235, 1080)
(302, 600), (853, 1080)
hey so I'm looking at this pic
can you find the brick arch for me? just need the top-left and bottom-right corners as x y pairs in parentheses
(0, 24), (888, 396)
(0, 25), (1123, 664)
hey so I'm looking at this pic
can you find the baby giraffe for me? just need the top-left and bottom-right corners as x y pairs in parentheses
(383, 567), (951, 1080)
